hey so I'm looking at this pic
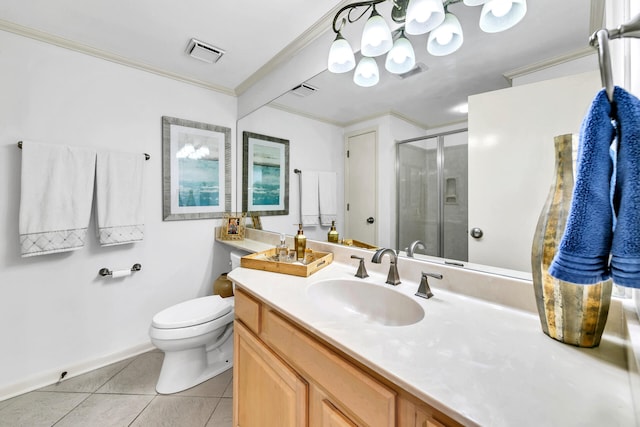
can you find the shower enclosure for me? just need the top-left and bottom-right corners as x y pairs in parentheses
(396, 130), (468, 261)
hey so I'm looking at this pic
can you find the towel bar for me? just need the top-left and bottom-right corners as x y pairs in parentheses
(294, 169), (302, 225)
(17, 141), (151, 160)
(99, 263), (142, 277)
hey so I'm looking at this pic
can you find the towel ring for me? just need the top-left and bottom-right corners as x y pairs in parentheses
(593, 29), (614, 103)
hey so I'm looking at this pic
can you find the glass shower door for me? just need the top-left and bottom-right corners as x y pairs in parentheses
(397, 130), (468, 261)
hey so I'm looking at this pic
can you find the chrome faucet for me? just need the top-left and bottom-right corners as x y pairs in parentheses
(350, 255), (369, 278)
(371, 248), (400, 286)
(407, 240), (426, 257)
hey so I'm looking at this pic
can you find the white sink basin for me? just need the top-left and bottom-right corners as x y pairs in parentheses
(307, 279), (424, 326)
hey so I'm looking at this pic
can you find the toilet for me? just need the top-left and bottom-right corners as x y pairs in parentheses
(149, 250), (246, 394)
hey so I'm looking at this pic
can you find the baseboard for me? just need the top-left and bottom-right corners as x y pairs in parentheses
(0, 342), (156, 402)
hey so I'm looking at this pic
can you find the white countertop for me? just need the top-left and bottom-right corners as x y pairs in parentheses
(228, 260), (637, 426)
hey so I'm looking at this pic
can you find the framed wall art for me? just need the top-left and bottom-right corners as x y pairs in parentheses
(162, 116), (231, 220)
(242, 131), (289, 216)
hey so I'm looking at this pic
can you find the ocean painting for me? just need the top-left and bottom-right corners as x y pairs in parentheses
(163, 116), (231, 221)
(251, 143), (282, 206)
(242, 131), (289, 216)
(175, 129), (222, 208)
(178, 158), (219, 207)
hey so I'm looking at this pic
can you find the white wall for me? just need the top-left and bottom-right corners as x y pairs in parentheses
(237, 105), (344, 241)
(0, 30), (237, 398)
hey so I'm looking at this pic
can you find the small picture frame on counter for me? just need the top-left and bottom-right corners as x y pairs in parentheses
(219, 212), (246, 241)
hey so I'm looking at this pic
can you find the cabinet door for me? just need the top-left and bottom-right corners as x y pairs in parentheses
(234, 320), (308, 427)
(263, 309), (395, 427)
(310, 383), (358, 427)
(416, 410), (446, 427)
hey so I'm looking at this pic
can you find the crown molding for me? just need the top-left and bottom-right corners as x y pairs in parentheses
(234, 1), (351, 96)
(268, 102), (344, 126)
(503, 47), (596, 84)
(0, 19), (236, 97)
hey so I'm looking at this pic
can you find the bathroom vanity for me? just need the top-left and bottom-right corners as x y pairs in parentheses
(222, 231), (639, 426)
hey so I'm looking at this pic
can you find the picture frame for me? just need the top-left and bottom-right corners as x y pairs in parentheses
(242, 131), (289, 216)
(219, 212), (246, 241)
(162, 116), (231, 221)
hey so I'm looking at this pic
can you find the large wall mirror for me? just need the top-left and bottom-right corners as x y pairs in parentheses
(236, 0), (604, 279)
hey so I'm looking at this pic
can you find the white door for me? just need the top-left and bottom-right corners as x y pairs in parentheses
(346, 130), (377, 245)
(467, 71), (600, 272)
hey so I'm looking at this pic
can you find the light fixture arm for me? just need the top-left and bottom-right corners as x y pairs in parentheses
(332, 0), (386, 33)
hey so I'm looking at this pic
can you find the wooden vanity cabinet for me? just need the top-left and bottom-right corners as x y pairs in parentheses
(234, 321), (307, 426)
(233, 287), (460, 427)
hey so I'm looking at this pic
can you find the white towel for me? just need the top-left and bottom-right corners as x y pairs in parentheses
(19, 141), (96, 257)
(301, 171), (319, 226)
(318, 171), (337, 226)
(96, 151), (145, 246)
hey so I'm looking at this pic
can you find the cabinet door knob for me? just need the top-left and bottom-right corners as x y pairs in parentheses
(366, 217), (375, 224)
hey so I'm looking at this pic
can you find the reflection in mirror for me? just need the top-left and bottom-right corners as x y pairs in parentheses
(396, 129), (468, 261)
(236, 0), (600, 279)
(241, 131), (290, 216)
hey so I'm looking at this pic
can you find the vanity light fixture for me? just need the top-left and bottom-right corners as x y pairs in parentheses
(328, 0), (527, 87)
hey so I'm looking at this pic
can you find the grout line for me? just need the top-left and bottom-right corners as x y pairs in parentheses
(50, 392), (93, 426)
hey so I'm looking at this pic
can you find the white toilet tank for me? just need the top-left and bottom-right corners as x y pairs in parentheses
(230, 250), (248, 270)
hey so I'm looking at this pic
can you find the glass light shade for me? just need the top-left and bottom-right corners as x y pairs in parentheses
(385, 35), (416, 74)
(361, 8), (393, 57)
(405, 0), (446, 35)
(463, 0), (488, 5)
(479, 0), (527, 33)
(328, 33), (356, 73)
(427, 13), (463, 56)
(353, 57), (379, 87)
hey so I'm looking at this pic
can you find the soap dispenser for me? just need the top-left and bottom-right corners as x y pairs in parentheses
(328, 220), (339, 243)
(277, 233), (289, 262)
(294, 224), (306, 261)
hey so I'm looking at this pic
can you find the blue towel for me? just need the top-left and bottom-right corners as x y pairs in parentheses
(610, 88), (640, 287)
(549, 87), (640, 289)
(548, 89), (615, 284)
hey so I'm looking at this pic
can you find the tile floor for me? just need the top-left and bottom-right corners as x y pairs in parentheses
(0, 350), (233, 427)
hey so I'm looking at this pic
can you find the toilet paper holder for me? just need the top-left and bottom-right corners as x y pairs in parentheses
(99, 263), (142, 277)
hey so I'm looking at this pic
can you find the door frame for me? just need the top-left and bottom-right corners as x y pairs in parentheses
(344, 127), (378, 244)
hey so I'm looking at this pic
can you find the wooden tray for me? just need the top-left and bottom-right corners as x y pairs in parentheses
(240, 248), (333, 277)
(341, 239), (378, 250)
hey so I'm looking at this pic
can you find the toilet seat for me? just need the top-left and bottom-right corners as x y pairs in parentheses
(152, 295), (232, 329)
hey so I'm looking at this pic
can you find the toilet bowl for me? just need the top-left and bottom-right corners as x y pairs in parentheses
(149, 295), (234, 394)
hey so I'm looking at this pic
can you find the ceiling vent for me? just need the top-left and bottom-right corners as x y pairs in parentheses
(186, 38), (225, 64)
(290, 83), (318, 97)
(393, 63), (428, 80)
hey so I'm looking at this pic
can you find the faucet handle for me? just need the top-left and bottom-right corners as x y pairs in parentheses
(350, 255), (369, 279)
(416, 271), (442, 299)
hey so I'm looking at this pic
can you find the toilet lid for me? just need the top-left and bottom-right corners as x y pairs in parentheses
(152, 295), (232, 329)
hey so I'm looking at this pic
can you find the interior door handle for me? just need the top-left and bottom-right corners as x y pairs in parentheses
(366, 217), (375, 224)
(470, 227), (483, 239)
